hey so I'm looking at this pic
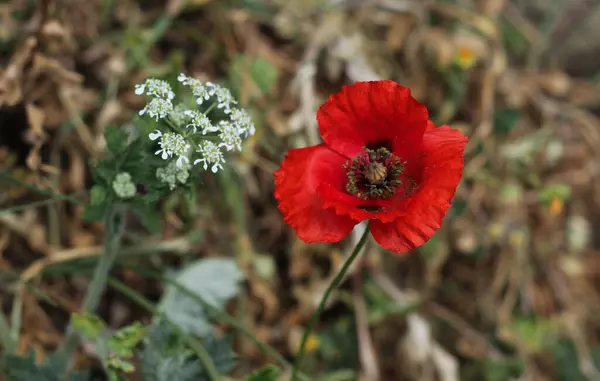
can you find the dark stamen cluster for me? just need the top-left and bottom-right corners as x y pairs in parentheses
(343, 147), (405, 200)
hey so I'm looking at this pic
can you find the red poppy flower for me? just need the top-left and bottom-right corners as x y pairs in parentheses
(274, 80), (468, 253)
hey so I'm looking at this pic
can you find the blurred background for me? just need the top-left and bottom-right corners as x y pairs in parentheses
(1, 0), (600, 380)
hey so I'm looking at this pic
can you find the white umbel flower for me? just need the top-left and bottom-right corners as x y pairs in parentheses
(134, 78), (175, 100)
(178, 73), (212, 105)
(112, 172), (136, 199)
(218, 121), (243, 152)
(139, 97), (173, 121)
(156, 160), (191, 190)
(149, 130), (190, 167)
(194, 141), (225, 173)
(183, 109), (217, 134)
(229, 108), (255, 137)
(206, 82), (237, 113)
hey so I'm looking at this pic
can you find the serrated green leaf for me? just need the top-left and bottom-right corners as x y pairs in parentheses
(106, 322), (145, 358)
(245, 364), (280, 381)
(131, 201), (161, 233)
(105, 127), (129, 155)
(158, 258), (244, 336)
(72, 312), (105, 341)
(93, 159), (117, 185)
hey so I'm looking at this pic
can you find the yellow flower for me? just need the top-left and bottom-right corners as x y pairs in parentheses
(550, 196), (563, 216)
(305, 334), (320, 353)
(455, 46), (477, 70)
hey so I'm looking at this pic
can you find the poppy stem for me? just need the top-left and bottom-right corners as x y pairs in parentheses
(290, 225), (371, 381)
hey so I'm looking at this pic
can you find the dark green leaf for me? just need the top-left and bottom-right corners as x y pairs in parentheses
(493, 108), (522, 135)
(501, 20), (529, 60)
(552, 340), (600, 381)
(105, 127), (129, 155)
(82, 203), (108, 222)
(245, 364), (280, 381)
(131, 201), (161, 233)
(3, 350), (90, 381)
(92, 159), (117, 185)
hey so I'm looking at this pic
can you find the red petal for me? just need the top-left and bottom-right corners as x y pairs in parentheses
(274, 144), (360, 243)
(370, 125), (468, 253)
(317, 80), (429, 159)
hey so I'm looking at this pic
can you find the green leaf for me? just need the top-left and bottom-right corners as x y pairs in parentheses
(245, 364), (281, 381)
(538, 183), (572, 205)
(202, 334), (237, 374)
(105, 127), (129, 155)
(92, 159), (117, 185)
(507, 316), (558, 354)
(90, 185), (107, 206)
(250, 57), (279, 95)
(319, 317), (358, 372)
(139, 321), (205, 381)
(552, 340), (600, 381)
(106, 355), (135, 373)
(3, 350), (90, 381)
(501, 20), (529, 60)
(493, 108), (522, 135)
(106, 321), (145, 358)
(159, 258), (244, 337)
(82, 203), (108, 222)
(131, 200), (161, 233)
(229, 55), (279, 100)
(72, 312), (105, 341)
(462, 356), (525, 381)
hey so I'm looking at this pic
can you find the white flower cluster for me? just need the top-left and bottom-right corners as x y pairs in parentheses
(112, 172), (136, 199)
(177, 73), (237, 113)
(149, 130), (190, 168)
(156, 160), (191, 190)
(194, 140), (225, 173)
(136, 79), (174, 121)
(135, 73), (256, 174)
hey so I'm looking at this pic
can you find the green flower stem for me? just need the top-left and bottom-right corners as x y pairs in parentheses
(107, 278), (221, 381)
(63, 204), (127, 354)
(291, 226), (371, 381)
(203, 101), (218, 116)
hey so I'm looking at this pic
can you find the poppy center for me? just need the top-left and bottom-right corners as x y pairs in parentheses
(343, 147), (405, 200)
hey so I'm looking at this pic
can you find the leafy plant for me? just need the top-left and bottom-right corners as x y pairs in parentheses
(245, 364), (281, 381)
(3, 350), (90, 381)
(71, 312), (145, 381)
(139, 320), (237, 381)
(159, 257), (244, 336)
